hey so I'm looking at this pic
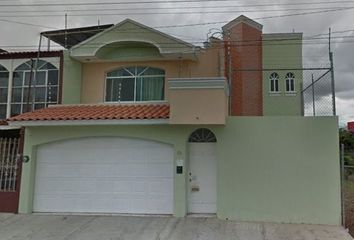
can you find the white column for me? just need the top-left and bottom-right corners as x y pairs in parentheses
(6, 59), (13, 119)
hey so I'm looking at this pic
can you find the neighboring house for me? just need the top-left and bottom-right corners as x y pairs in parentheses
(349, 121), (354, 133)
(0, 16), (341, 226)
(0, 51), (62, 212)
(0, 51), (62, 120)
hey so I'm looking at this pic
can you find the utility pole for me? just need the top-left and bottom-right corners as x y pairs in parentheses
(64, 13), (68, 49)
(329, 28), (337, 116)
(32, 35), (42, 111)
(27, 59), (34, 112)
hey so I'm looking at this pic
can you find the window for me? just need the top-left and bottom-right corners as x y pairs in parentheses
(285, 72), (295, 92)
(0, 65), (9, 119)
(105, 66), (165, 102)
(188, 128), (217, 142)
(11, 60), (59, 117)
(269, 72), (279, 93)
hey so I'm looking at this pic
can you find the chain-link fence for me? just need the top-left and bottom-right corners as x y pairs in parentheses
(343, 165), (354, 236)
(301, 67), (335, 116)
(341, 144), (354, 236)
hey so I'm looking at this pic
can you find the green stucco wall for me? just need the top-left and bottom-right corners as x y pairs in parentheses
(62, 51), (82, 104)
(70, 20), (193, 60)
(262, 34), (303, 116)
(95, 42), (162, 60)
(216, 117), (340, 225)
(18, 116), (340, 225)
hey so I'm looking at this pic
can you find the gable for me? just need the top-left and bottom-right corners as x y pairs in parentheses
(70, 19), (198, 62)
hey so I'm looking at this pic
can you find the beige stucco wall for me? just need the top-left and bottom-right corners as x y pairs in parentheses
(169, 88), (227, 125)
(80, 47), (223, 104)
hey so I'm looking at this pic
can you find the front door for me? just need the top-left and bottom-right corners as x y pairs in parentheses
(188, 142), (217, 214)
(0, 130), (23, 213)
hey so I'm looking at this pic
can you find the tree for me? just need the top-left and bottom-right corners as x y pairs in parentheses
(340, 128), (354, 151)
(340, 128), (354, 166)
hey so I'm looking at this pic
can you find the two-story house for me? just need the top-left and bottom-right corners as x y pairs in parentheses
(0, 16), (341, 226)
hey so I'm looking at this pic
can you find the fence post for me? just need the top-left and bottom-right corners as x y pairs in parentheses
(300, 83), (304, 116)
(341, 143), (345, 227)
(311, 74), (315, 116)
(330, 53), (337, 116)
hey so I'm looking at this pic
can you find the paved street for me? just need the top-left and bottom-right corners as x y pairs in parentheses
(0, 214), (352, 240)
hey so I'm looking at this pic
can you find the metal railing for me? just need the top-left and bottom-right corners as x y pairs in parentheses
(0, 137), (20, 192)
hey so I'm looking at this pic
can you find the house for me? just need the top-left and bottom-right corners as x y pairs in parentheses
(0, 16), (340, 225)
(0, 50), (62, 212)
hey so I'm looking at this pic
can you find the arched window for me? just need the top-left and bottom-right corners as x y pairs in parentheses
(188, 128), (217, 143)
(269, 72), (279, 93)
(11, 60), (59, 117)
(285, 72), (295, 92)
(0, 64), (9, 119)
(105, 66), (165, 102)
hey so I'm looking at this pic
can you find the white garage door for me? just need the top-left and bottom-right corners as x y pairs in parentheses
(33, 137), (174, 214)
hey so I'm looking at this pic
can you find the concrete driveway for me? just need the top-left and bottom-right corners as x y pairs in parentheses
(0, 213), (352, 240)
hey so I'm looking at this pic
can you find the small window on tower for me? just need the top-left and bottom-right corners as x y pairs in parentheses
(285, 72), (296, 93)
(269, 72), (279, 93)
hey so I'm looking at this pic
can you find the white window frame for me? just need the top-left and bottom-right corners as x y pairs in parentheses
(0, 65), (9, 119)
(2, 60), (60, 118)
(269, 72), (280, 94)
(285, 72), (296, 94)
(104, 66), (165, 103)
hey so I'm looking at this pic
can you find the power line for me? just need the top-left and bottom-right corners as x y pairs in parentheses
(0, 7), (352, 18)
(0, 5), (353, 31)
(0, 5), (350, 14)
(252, 7), (354, 21)
(0, 18), (58, 29)
(0, 5), (353, 47)
(118, 7), (354, 30)
(1, 0), (354, 7)
(1, 38), (354, 50)
(1, 30), (354, 49)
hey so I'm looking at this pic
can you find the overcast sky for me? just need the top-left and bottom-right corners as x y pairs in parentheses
(0, 0), (353, 126)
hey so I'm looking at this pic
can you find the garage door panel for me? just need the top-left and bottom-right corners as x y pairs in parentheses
(149, 179), (173, 193)
(34, 137), (174, 214)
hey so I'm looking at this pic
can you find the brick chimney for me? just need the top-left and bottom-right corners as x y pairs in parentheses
(223, 15), (263, 116)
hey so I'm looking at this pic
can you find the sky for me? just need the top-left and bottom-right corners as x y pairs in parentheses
(0, 0), (353, 126)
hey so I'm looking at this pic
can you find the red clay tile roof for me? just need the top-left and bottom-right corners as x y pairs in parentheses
(8, 104), (170, 122)
(0, 120), (8, 125)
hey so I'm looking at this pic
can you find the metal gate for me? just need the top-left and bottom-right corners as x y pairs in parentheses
(0, 137), (22, 213)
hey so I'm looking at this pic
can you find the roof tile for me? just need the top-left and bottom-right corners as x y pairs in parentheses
(8, 104), (170, 122)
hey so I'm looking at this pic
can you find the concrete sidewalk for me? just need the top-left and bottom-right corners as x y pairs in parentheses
(0, 213), (352, 240)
